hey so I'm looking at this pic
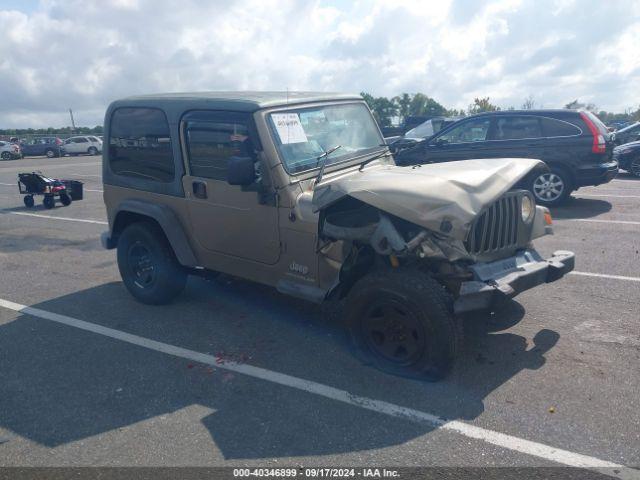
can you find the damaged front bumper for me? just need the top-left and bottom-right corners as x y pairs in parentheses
(454, 249), (575, 314)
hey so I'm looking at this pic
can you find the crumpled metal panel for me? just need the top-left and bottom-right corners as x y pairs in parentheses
(312, 158), (546, 242)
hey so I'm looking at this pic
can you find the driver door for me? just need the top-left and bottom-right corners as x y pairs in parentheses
(181, 110), (280, 265)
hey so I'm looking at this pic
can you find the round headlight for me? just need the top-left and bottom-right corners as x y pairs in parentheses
(521, 195), (534, 223)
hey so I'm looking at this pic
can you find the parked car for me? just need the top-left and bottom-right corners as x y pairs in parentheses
(387, 116), (461, 151)
(63, 135), (102, 156)
(613, 140), (640, 177)
(613, 121), (640, 146)
(394, 109), (617, 206)
(0, 140), (22, 160)
(20, 137), (64, 158)
(100, 92), (574, 380)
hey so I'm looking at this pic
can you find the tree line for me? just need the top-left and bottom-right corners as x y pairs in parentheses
(0, 125), (103, 136)
(360, 92), (640, 127)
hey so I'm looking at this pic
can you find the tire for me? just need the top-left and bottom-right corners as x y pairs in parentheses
(1, 151), (11, 160)
(23, 195), (34, 208)
(45, 149), (55, 158)
(88, 147), (98, 156)
(43, 195), (55, 209)
(530, 167), (573, 207)
(60, 193), (72, 206)
(117, 222), (187, 305)
(344, 267), (460, 381)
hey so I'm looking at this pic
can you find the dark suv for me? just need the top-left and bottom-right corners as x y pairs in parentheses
(395, 110), (617, 206)
(20, 137), (65, 158)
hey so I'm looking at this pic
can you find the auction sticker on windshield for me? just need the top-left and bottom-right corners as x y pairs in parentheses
(272, 113), (308, 144)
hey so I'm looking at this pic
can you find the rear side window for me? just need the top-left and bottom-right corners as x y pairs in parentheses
(494, 116), (542, 140)
(540, 117), (582, 137)
(183, 111), (255, 180)
(109, 107), (175, 182)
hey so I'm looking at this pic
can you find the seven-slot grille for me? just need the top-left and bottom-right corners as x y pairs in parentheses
(466, 192), (522, 255)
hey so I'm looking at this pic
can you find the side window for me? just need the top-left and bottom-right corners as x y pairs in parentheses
(77, 137), (89, 143)
(184, 112), (254, 180)
(437, 118), (491, 144)
(540, 117), (581, 137)
(494, 116), (542, 140)
(109, 107), (175, 183)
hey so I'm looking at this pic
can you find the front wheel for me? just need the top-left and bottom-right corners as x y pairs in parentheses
(43, 195), (55, 209)
(117, 222), (187, 305)
(88, 147), (98, 156)
(629, 158), (640, 178)
(530, 168), (573, 206)
(1, 151), (11, 160)
(23, 195), (34, 208)
(45, 149), (56, 158)
(344, 268), (460, 381)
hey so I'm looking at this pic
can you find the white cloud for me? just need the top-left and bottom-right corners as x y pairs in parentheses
(0, 0), (639, 127)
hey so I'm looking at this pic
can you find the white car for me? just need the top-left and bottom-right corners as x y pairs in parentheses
(63, 136), (102, 156)
(0, 140), (22, 160)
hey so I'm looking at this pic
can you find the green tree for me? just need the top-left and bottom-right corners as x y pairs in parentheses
(360, 92), (397, 127)
(408, 93), (447, 117)
(392, 93), (412, 120)
(468, 97), (500, 114)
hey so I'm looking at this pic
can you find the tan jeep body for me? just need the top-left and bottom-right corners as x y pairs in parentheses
(101, 92), (574, 379)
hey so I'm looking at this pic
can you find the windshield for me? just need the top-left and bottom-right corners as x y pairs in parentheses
(405, 121), (434, 139)
(268, 103), (383, 174)
(618, 121), (640, 133)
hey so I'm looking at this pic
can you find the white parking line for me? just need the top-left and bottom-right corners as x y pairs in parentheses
(567, 218), (640, 226)
(7, 211), (107, 225)
(0, 297), (635, 479)
(85, 189), (103, 193)
(570, 271), (640, 282)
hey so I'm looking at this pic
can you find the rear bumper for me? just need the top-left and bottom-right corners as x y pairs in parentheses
(575, 160), (618, 187)
(454, 249), (575, 314)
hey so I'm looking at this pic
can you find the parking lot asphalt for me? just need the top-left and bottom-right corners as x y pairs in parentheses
(0, 156), (639, 475)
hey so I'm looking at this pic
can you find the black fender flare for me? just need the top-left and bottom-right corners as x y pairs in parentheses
(105, 199), (198, 267)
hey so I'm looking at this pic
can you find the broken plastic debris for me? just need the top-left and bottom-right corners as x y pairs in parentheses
(548, 406), (556, 413)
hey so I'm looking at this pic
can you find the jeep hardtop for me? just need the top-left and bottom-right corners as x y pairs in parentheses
(101, 91), (574, 380)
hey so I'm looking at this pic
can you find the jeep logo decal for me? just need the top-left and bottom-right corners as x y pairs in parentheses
(289, 261), (309, 276)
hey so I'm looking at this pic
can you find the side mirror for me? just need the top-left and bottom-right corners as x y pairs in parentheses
(227, 156), (256, 186)
(434, 138), (449, 146)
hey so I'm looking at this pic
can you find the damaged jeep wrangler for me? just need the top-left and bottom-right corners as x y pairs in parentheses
(101, 92), (574, 380)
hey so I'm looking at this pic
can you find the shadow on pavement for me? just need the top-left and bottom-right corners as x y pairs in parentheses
(551, 197), (611, 219)
(0, 278), (559, 459)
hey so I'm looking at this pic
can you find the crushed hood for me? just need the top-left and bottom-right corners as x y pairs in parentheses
(312, 158), (546, 241)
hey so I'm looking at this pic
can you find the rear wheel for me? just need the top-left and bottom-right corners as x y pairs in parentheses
(88, 146), (98, 156)
(629, 158), (640, 178)
(23, 195), (34, 208)
(344, 268), (460, 381)
(43, 195), (55, 209)
(117, 222), (187, 305)
(45, 149), (55, 158)
(1, 151), (11, 160)
(531, 167), (573, 206)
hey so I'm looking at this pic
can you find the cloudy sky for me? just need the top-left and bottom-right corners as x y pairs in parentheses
(1, 0), (639, 128)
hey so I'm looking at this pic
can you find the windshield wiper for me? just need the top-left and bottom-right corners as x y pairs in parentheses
(314, 145), (342, 185)
(359, 148), (390, 171)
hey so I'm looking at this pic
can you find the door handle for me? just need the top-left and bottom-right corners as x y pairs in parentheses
(192, 181), (207, 199)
